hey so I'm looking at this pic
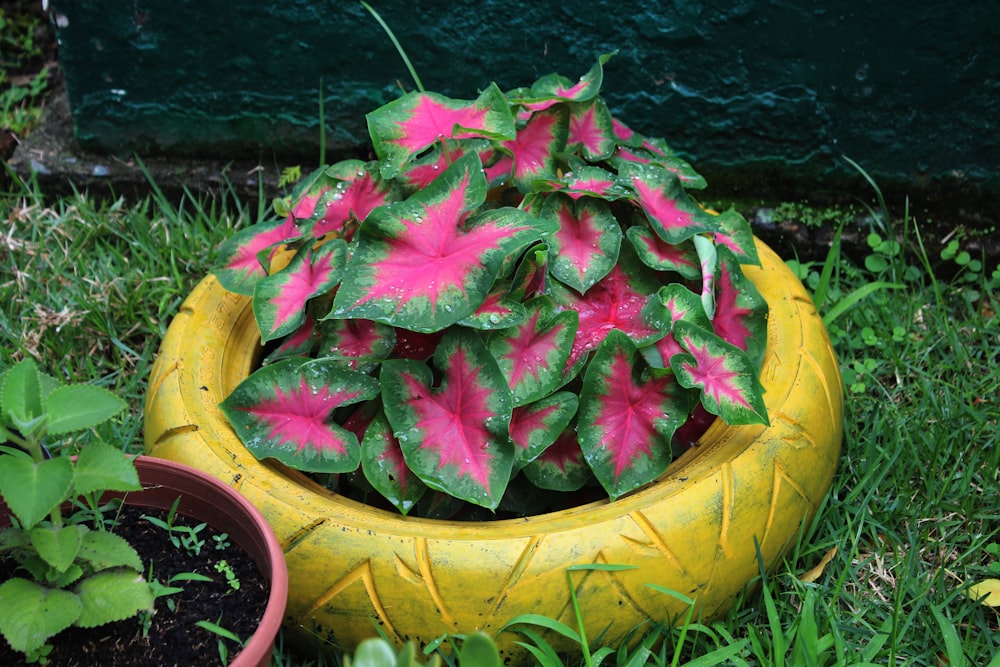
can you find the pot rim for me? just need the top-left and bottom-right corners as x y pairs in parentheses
(129, 455), (288, 665)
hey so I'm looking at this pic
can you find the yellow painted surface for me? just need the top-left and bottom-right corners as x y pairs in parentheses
(144, 239), (843, 662)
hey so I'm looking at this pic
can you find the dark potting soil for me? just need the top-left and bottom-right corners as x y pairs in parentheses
(0, 503), (270, 666)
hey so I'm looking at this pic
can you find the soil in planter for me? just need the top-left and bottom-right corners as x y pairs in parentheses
(0, 504), (270, 666)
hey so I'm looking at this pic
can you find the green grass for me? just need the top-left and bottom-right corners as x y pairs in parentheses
(1, 167), (997, 666)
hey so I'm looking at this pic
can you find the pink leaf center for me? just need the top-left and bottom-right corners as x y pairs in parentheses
(677, 340), (751, 409)
(563, 265), (658, 368)
(403, 348), (498, 489)
(593, 355), (673, 478)
(631, 177), (693, 237)
(554, 204), (604, 283)
(390, 95), (490, 153)
(568, 105), (606, 155)
(503, 111), (561, 181)
(713, 263), (754, 350)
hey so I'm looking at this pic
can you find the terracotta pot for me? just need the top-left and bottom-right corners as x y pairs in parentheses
(0, 457), (289, 667)
(144, 238), (842, 662)
(120, 456), (289, 667)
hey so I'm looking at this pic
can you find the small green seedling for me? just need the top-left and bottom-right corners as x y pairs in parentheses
(213, 532), (231, 551)
(197, 615), (244, 666)
(142, 497), (208, 556)
(142, 569), (214, 636)
(215, 559), (241, 593)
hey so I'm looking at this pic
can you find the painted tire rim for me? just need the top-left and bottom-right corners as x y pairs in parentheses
(144, 238), (843, 659)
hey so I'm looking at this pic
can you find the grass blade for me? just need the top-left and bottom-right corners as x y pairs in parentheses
(821, 281), (904, 326)
(812, 219), (845, 309)
(360, 2), (425, 93)
(754, 538), (785, 667)
(501, 613), (581, 644)
(929, 604), (966, 667)
(679, 641), (750, 667)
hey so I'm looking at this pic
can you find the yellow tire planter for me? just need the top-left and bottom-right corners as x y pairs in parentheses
(144, 238), (842, 660)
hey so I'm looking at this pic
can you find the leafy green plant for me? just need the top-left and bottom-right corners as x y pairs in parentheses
(0, 8), (43, 69)
(343, 632), (501, 667)
(0, 67), (49, 136)
(0, 6), (50, 137)
(214, 53), (769, 519)
(197, 615), (245, 666)
(0, 358), (154, 662)
(279, 166), (304, 189)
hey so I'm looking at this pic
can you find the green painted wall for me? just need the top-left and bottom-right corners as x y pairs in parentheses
(49, 1), (999, 196)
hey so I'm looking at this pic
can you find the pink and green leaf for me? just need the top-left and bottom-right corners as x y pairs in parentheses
(316, 317), (396, 366)
(273, 166), (332, 219)
(567, 97), (616, 161)
(332, 153), (554, 333)
(253, 239), (348, 342)
(640, 284), (711, 369)
(712, 209), (761, 265)
(360, 413), (427, 515)
(625, 227), (701, 279)
(544, 196), (622, 294)
(263, 314), (317, 364)
(367, 83), (515, 179)
(658, 155), (708, 190)
(380, 330), (515, 510)
(712, 246), (769, 368)
(311, 161), (396, 240)
(508, 391), (578, 468)
(578, 330), (683, 499)
(621, 163), (721, 244)
(609, 141), (707, 189)
(511, 52), (613, 107)
(396, 139), (492, 191)
(534, 166), (629, 201)
(520, 428), (593, 492)
(507, 242), (550, 301)
(670, 321), (769, 426)
(397, 146), (453, 190)
(479, 147), (515, 187)
(275, 164), (350, 238)
(549, 244), (671, 372)
(611, 117), (643, 148)
(213, 216), (303, 295)
(501, 106), (569, 192)
(220, 358), (380, 473)
(609, 120), (706, 181)
(458, 281), (527, 330)
(487, 297), (578, 406)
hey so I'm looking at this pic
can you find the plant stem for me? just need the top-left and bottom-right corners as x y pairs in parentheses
(318, 76), (326, 165)
(360, 1), (425, 93)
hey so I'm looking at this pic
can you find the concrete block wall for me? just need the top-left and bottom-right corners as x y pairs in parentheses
(49, 1), (999, 201)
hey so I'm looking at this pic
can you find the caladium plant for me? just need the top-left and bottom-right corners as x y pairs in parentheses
(216, 55), (769, 518)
